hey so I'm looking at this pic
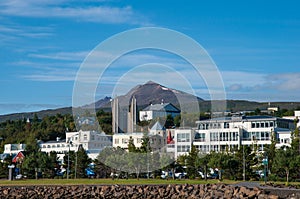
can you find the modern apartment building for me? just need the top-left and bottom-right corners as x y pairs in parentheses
(193, 115), (295, 153)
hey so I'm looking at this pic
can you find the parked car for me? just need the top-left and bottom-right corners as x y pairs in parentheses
(15, 174), (23, 180)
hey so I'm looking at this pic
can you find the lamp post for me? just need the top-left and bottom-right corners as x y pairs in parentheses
(66, 133), (79, 179)
(147, 139), (150, 179)
(67, 139), (71, 180)
(243, 145), (246, 181)
(235, 124), (246, 181)
(75, 150), (78, 179)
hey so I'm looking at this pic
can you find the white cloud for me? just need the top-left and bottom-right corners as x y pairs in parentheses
(29, 51), (89, 61)
(0, 0), (149, 25)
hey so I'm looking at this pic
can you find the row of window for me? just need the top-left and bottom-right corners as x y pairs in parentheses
(177, 133), (190, 142)
(198, 123), (222, 130)
(195, 144), (268, 152)
(70, 134), (109, 141)
(41, 144), (77, 148)
(198, 120), (277, 130)
(209, 132), (239, 142)
(177, 145), (190, 152)
(251, 121), (274, 128)
(242, 131), (270, 141)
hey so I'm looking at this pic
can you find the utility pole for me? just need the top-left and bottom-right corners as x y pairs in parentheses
(243, 145), (246, 181)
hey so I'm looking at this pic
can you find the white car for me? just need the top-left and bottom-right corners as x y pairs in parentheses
(15, 174), (23, 180)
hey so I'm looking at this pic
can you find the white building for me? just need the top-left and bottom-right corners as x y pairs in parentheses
(113, 132), (144, 150)
(40, 130), (112, 161)
(139, 103), (180, 121)
(112, 121), (167, 152)
(3, 143), (26, 155)
(193, 115), (295, 153)
(283, 110), (300, 128)
(174, 128), (193, 159)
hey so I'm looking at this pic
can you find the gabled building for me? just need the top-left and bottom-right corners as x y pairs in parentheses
(139, 102), (180, 122)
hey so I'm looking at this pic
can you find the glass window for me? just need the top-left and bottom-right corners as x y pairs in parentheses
(83, 134), (87, 141)
(252, 123), (255, 128)
(265, 122), (269, 128)
(256, 123), (260, 128)
(224, 123), (229, 128)
(122, 138), (128, 144)
(114, 139), (119, 144)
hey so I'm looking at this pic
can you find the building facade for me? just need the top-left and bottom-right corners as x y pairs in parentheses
(39, 130), (112, 161)
(112, 96), (137, 134)
(139, 103), (180, 122)
(193, 115), (295, 153)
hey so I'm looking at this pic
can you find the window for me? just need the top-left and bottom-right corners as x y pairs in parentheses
(224, 123), (229, 129)
(114, 139), (119, 144)
(265, 122), (269, 128)
(122, 138), (128, 144)
(261, 123), (265, 128)
(177, 145), (190, 152)
(251, 123), (255, 128)
(177, 133), (190, 142)
(210, 132), (219, 141)
(83, 134), (87, 141)
(91, 135), (95, 140)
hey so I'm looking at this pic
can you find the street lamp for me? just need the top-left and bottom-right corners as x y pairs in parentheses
(66, 133), (79, 179)
(243, 145), (245, 181)
(234, 124), (246, 181)
(67, 139), (72, 180)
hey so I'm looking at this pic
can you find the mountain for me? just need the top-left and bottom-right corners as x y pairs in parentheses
(83, 96), (112, 109)
(111, 81), (203, 108)
(1, 81), (300, 122)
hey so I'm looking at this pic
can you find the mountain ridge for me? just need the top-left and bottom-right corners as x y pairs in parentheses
(1, 81), (300, 122)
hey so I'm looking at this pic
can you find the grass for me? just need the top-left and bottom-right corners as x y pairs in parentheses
(0, 178), (241, 186)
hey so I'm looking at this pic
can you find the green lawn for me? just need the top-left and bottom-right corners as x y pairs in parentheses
(0, 178), (241, 186)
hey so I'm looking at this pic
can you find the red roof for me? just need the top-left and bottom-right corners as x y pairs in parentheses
(12, 151), (25, 163)
(167, 130), (174, 144)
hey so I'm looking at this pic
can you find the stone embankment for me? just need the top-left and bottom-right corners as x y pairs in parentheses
(0, 183), (299, 199)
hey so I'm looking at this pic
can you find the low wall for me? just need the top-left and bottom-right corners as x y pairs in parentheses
(0, 183), (298, 199)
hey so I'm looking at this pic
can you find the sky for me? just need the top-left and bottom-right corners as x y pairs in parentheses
(1, 0), (300, 115)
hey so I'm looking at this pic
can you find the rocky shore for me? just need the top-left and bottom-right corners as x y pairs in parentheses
(0, 183), (299, 199)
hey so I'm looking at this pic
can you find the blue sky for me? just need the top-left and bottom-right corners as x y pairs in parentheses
(1, 0), (300, 115)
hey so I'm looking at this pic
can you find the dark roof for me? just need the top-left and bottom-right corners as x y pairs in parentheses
(143, 103), (180, 112)
(150, 121), (166, 131)
(196, 115), (277, 123)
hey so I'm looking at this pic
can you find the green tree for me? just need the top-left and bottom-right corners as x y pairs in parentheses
(128, 136), (137, 152)
(195, 153), (209, 181)
(165, 114), (174, 128)
(140, 132), (151, 153)
(274, 146), (298, 185)
(75, 145), (92, 178)
(208, 152), (230, 181)
(186, 144), (199, 179)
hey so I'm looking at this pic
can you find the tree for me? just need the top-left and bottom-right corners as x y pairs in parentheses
(174, 115), (181, 127)
(195, 153), (209, 181)
(128, 136), (137, 152)
(274, 146), (298, 185)
(75, 145), (92, 178)
(208, 152), (229, 181)
(186, 144), (199, 179)
(165, 114), (174, 128)
(140, 132), (150, 153)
